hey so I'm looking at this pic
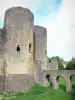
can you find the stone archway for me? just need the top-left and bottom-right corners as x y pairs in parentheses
(45, 74), (53, 87)
(46, 74), (50, 82)
(55, 75), (66, 91)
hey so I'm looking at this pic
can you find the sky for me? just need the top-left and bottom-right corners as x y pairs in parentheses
(0, 0), (75, 61)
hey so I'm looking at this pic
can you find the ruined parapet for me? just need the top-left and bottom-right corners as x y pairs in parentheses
(47, 58), (58, 70)
(4, 7), (34, 74)
(34, 26), (47, 69)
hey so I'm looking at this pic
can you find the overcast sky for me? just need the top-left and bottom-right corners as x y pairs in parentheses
(0, 0), (75, 61)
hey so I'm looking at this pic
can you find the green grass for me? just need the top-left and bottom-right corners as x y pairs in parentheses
(1, 76), (75, 100)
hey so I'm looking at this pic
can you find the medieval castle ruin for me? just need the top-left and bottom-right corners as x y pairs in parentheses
(0, 7), (75, 92)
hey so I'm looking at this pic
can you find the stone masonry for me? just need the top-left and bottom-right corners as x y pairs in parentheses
(0, 7), (75, 92)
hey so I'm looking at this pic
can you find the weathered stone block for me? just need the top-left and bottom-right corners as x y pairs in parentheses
(4, 74), (35, 92)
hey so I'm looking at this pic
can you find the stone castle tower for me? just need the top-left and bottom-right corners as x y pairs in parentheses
(4, 7), (34, 74)
(0, 7), (47, 92)
(0, 6), (73, 93)
(34, 26), (47, 69)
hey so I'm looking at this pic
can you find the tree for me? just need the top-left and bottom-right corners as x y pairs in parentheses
(49, 56), (64, 70)
(65, 60), (75, 70)
(71, 57), (75, 60)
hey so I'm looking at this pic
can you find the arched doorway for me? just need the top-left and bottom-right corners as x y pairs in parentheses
(56, 75), (66, 91)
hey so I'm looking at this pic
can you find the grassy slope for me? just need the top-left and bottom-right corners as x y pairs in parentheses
(1, 76), (75, 100)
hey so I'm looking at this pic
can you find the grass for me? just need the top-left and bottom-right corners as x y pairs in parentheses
(0, 76), (75, 100)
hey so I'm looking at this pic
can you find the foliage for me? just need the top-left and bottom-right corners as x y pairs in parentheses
(66, 60), (75, 70)
(49, 56), (64, 70)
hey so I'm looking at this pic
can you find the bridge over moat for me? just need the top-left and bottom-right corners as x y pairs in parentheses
(43, 70), (75, 92)
(34, 60), (75, 92)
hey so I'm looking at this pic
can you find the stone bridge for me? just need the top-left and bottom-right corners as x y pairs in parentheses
(34, 60), (75, 92)
(43, 70), (75, 92)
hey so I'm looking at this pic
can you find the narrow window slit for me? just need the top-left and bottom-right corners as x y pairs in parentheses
(17, 45), (20, 52)
(29, 44), (32, 53)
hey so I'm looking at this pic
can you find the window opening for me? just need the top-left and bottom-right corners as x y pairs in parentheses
(29, 44), (32, 53)
(17, 45), (20, 52)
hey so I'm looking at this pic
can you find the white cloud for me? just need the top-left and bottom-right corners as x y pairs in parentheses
(40, 0), (75, 61)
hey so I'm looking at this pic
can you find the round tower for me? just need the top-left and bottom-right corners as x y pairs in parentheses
(4, 7), (34, 74)
(34, 25), (47, 69)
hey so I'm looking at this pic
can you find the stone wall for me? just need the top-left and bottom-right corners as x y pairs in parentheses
(34, 60), (44, 86)
(47, 58), (58, 70)
(4, 74), (35, 92)
(0, 74), (35, 93)
(0, 28), (7, 56)
(0, 28), (7, 74)
(0, 74), (5, 92)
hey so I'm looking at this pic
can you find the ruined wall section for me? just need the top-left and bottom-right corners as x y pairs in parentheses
(47, 58), (58, 70)
(34, 26), (47, 69)
(0, 28), (7, 74)
(34, 60), (44, 86)
(0, 28), (7, 56)
(4, 7), (34, 74)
